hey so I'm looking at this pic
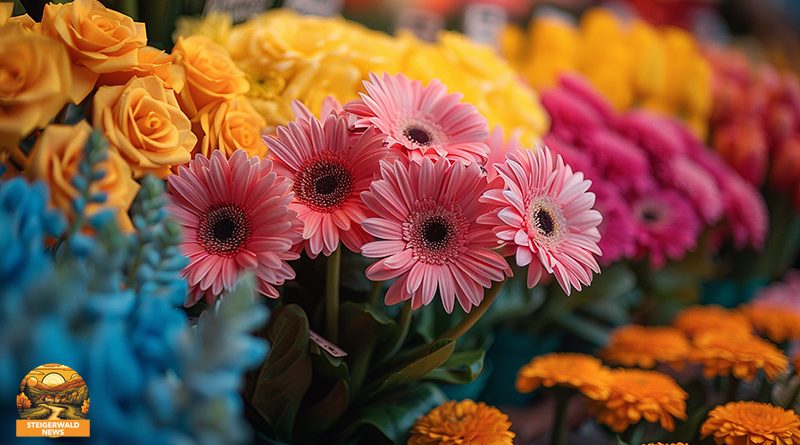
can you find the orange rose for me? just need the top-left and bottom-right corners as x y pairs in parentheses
(42, 0), (147, 103)
(26, 121), (139, 231)
(172, 35), (249, 117)
(0, 25), (72, 148)
(98, 46), (185, 92)
(0, 3), (10, 24)
(93, 76), (195, 178)
(192, 97), (266, 158)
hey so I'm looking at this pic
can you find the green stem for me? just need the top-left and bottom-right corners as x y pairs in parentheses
(783, 378), (800, 409)
(727, 377), (740, 402)
(437, 281), (504, 342)
(551, 390), (570, 445)
(367, 280), (382, 306)
(378, 301), (412, 364)
(326, 246), (342, 343)
(623, 422), (644, 445)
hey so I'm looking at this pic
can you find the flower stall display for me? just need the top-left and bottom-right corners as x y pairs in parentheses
(1, 1), (800, 445)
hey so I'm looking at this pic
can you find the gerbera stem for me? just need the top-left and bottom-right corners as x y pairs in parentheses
(437, 281), (505, 342)
(326, 245), (342, 343)
(551, 390), (570, 445)
(378, 301), (413, 364)
(368, 280), (383, 306)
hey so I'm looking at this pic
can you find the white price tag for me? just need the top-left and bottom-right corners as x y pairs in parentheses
(395, 8), (444, 42)
(309, 330), (348, 357)
(284, 0), (344, 17)
(463, 3), (507, 48)
(203, 0), (271, 23)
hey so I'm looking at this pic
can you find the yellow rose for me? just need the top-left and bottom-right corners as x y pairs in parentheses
(92, 76), (195, 178)
(98, 46), (184, 92)
(42, 0), (147, 103)
(0, 25), (72, 149)
(8, 14), (40, 33)
(192, 97), (267, 158)
(25, 121), (139, 231)
(172, 35), (249, 118)
(173, 11), (232, 47)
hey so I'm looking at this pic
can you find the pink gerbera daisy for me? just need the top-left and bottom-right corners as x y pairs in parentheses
(360, 158), (511, 313)
(345, 72), (490, 165)
(167, 150), (302, 306)
(480, 147), (603, 294)
(592, 182), (637, 264)
(264, 113), (387, 257)
(630, 188), (701, 268)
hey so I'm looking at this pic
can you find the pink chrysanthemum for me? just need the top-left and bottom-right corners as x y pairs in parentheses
(167, 150), (302, 305)
(666, 156), (723, 225)
(540, 87), (605, 146)
(558, 74), (615, 123)
(593, 182), (637, 264)
(630, 188), (701, 268)
(265, 113), (387, 258)
(615, 112), (686, 161)
(480, 147), (603, 294)
(584, 129), (650, 194)
(345, 72), (489, 165)
(485, 126), (521, 182)
(360, 158), (511, 313)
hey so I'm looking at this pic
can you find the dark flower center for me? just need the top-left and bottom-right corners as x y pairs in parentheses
(534, 208), (556, 237)
(641, 209), (660, 222)
(422, 216), (450, 249)
(198, 204), (250, 256)
(404, 126), (432, 146)
(296, 160), (353, 212)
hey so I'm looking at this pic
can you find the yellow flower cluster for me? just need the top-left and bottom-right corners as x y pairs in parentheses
(1, 0), (263, 228)
(177, 9), (549, 146)
(502, 7), (711, 138)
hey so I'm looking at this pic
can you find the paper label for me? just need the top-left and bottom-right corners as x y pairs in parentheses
(463, 3), (507, 47)
(203, 0), (271, 23)
(309, 330), (348, 357)
(284, 0), (343, 17)
(395, 8), (444, 42)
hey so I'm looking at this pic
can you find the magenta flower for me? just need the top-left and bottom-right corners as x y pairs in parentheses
(630, 188), (701, 268)
(167, 150), (302, 305)
(360, 158), (511, 313)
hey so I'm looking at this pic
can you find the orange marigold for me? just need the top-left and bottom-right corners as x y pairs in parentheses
(593, 369), (687, 433)
(741, 304), (800, 343)
(409, 400), (515, 445)
(601, 325), (691, 369)
(673, 305), (752, 338)
(701, 401), (800, 445)
(516, 353), (611, 401)
(643, 443), (689, 445)
(691, 331), (788, 382)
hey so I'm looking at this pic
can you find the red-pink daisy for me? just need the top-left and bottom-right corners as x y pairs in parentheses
(630, 187), (701, 268)
(345, 72), (489, 165)
(264, 113), (387, 258)
(481, 147), (603, 294)
(167, 150), (302, 305)
(360, 158), (511, 313)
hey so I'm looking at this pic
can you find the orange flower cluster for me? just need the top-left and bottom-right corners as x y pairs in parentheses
(673, 305), (752, 338)
(741, 304), (800, 343)
(701, 401), (800, 445)
(706, 46), (800, 208)
(593, 369), (688, 433)
(409, 400), (515, 445)
(600, 325), (691, 369)
(516, 353), (611, 401)
(502, 7), (712, 137)
(1, 0), (264, 228)
(691, 331), (788, 382)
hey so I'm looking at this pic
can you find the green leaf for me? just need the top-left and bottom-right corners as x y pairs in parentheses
(616, 435), (630, 445)
(298, 379), (350, 439)
(339, 302), (397, 395)
(343, 383), (447, 443)
(424, 350), (485, 384)
(251, 304), (313, 441)
(377, 339), (455, 392)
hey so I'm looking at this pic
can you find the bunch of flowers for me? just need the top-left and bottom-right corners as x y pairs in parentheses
(502, 7), (712, 137)
(0, 0), (265, 230)
(540, 73), (766, 267)
(175, 9), (550, 146)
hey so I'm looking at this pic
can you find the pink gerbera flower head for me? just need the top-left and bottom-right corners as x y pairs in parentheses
(558, 73), (615, 123)
(666, 156), (723, 225)
(360, 157), (512, 313)
(485, 126), (522, 182)
(480, 146), (603, 295)
(291, 96), (347, 122)
(584, 130), (650, 194)
(344, 72), (490, 165)
(630, 187), (701, 268)
(543, 134), (598, 180)
(540, 87), (605, 146)
(264, 113), (388, 258)
(614, 112), (686, 162)
(167, 150), (302, 306)
(721, 172), (768, 250)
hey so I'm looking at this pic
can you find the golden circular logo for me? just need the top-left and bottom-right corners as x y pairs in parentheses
(16, 363), (90, 438)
